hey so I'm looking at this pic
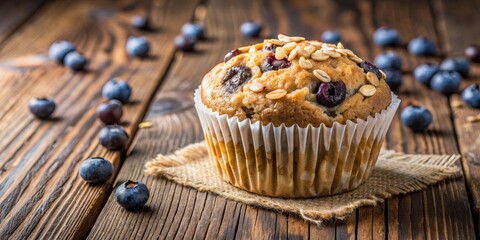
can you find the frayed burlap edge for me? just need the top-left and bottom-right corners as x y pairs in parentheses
(145, 142), (461, 225)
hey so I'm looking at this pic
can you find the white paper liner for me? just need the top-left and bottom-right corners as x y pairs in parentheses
(194, 88), (401, 198)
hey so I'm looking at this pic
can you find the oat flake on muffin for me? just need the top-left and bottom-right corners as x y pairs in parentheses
(201, 34), (392, 127)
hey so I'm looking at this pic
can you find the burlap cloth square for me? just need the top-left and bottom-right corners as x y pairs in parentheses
(145, 141), (460, 224)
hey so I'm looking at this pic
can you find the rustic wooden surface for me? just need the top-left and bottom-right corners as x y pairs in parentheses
(0, 0), (479, 239)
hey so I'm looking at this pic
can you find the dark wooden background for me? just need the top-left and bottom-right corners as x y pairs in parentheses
(0, 0), (479, 239)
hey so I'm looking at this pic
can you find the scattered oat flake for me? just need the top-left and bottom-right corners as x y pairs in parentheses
(466, 114), (480, 123)
(451, 100), (463, 108)
(139, 121), (153, 128)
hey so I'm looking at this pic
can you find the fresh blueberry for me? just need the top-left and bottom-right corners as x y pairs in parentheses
(131, 15), (149, 30)
(461, 84), (480, 108)
(224, 49), (243, 62)
(316, 81), (347, 107)
(126, 36), (150, 57)
(383, 69), (402, 91)
(102, 79), (132, 103)
(413, 63), (439, 86)
(48, 40), (76, 63)
(174, 35), (196, 52)
(64, 51), (87, 71)
(99, 125), (129, 151)
(401, 105), (433, 132)
(96, 100), (123, 125)
(321, 31), (341, 43)
(260, 54), (291, 72)
(182, 22), (204, 40)
(359, 61), (382, 79)
(440, 57), (470, 78)
(240, 21), (262, 38)
(373, 27), (400, 47)
(115, 180), (149, 210)
(465, 45), (480, 63)
(430, 71), (461, 95)
(374, 51), (402, 70)
(79, 157), (114, 184)
(408, 37), (437, 56)
(29, 97), (56, 119)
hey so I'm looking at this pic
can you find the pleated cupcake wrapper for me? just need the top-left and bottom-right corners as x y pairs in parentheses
(194, 88), (401, 198)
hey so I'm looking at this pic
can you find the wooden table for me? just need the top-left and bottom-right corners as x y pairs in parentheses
(0, 0), (479, 239)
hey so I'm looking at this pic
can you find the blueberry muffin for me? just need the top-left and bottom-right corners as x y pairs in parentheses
(195, 34), (400, 198)
(201, 34), (392, 127)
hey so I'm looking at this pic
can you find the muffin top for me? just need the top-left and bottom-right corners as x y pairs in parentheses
(200, 34), (392, 127)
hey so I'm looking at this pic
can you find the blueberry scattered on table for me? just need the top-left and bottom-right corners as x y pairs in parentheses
(373, 27), (400, 47)
(383, 69), (402, 91)
(413, 63), (439, 87)
(240, 21), (262, 38)
(440, 57), (470, 78)
(126, 36), (150, 57)
(115, 180), (149, 210)
(64, 51), (87, 71)
(79, 157), (114, 184)
(374, 51), (402, 70)
(99, 125), (129, 151)
(222, 65), (252, 93)
(358, 61), (382, 79)
(430, 71), (461, 95)
(102, 79), (132, 104)
(260, 54), (291, 72)
(96, 100), (123, 125)
(174, 35), (196, 52)
(465, 45), (480, 63)
(224, 49), (243, 62)
(408, 37), (437, 56)
(321, 31), (341, 44)
(182, 22), (205, 40)
(316, 81), (347, 107)
(462, 84), (480, 108)
(131, 15), (150, 30)
(29, 97), (56, 119)
(401, 105), (433, 132)
(48, 40), (76, 63)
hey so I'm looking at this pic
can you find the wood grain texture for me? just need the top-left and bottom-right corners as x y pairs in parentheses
(0, 0), (478, 239)
(0, 0), (199, 239)
(433, 0), (480, 236)
(0, 0), (48, 45)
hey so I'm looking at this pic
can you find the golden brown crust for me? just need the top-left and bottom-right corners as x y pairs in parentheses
(200, 36), (392, 127)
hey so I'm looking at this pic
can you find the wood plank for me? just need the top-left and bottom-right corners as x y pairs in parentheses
(0, 0), (48, 45)
(90, 0), (476, 239)
(432, 0), (480, 237)
(0, 0), (199, 239)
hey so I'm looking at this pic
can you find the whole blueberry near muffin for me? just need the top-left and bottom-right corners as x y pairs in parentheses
(79, 157), (114, 184)
(126, 36), (150, 57)
(401, 106), (432, 132)
(414, 63), (439, 86)
(374, 51), (402, 70)
(115, 180), (149, 210)
(408, 37), (437, 56)
(197, 34), (399, 198)
(29, 97), (56, 119)
(99, 125), (129, 151)
(373, 27), (400, 47)
(64, 51), (87, 71)
(102, 79), (132, 103)
(48, 40), (76, 63)
(440, 57), (470, 78)
(462, 84), (480, 108)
